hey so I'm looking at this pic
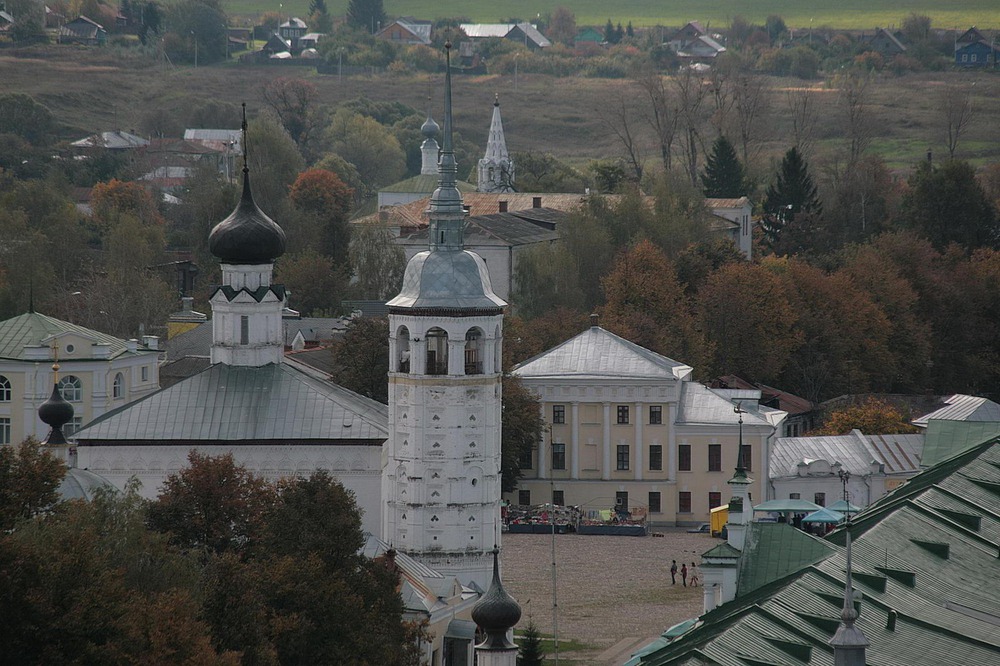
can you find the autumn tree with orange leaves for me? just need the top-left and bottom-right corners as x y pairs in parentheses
(602, 239), (708, 368)
(812, 397), (918, 435)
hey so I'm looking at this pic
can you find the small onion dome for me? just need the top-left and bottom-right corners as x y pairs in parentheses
(59, 468), (115, 501)
(472, 547), (522, 649)
(421, 115), (440, 139)
(39, 383), (74, 446)
(209, 169), (286, 264)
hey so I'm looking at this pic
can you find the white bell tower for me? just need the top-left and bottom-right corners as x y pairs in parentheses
(382, 44), (507, 592)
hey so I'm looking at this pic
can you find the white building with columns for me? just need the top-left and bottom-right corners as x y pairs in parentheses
(382, 45), (507, 593)
(510, 319), (786, 526)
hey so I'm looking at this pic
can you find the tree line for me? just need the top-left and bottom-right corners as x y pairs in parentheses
(509, 160), (1000, 404)
(0, 442), (424, 664)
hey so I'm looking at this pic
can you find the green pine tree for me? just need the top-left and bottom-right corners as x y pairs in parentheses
(760, 146), (821, 250)
(603, 18), (615, 44)
(347, 0), (386, 33)
(701, 135), (749, 198)
(518, 620), (545, 666)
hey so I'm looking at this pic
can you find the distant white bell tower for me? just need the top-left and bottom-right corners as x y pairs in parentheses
(383, 44), (507, 592)
(477, 94), (514, 193)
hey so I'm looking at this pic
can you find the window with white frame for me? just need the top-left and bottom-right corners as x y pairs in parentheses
(113, 373), (124, 399)
(0, 417), (10, 445)
(64, 417), (83, 438)
(59, 375), (82, 402)
(141, 366), (149, 382)
(0, 375), (10, 401)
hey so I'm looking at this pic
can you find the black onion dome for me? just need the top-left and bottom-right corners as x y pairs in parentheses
(39, 383), (74, 446)
(472, 547), (522, 649)
(209, 169), (286, 264)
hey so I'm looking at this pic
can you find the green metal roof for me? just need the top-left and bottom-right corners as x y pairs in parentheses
(737, 522), (835, 597)
(921, 419), (1000, 468)
(0, 312), (147, 361)
(634, 436), (1000, 665)
(74, 362), (388, 443)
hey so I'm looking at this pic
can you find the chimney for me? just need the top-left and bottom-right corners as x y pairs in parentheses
(499, 200), (508, 212)
(590, 313), (599, 328)
(532, 196), (542, 208)
(141, 335), (159, 351)
(181, 295), (195, 313)
(126, 339), (138, 353)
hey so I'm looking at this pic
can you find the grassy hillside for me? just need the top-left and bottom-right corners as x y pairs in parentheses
(226, 0), (1000, 30)
(4, 47), (998, 177)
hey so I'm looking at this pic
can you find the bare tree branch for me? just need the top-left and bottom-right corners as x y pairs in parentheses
(596, 92), (646, 183)
(940, 83), (976, 159)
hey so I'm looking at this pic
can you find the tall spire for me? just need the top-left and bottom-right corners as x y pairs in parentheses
(241, 101), (249, 173)
(725, 400), (752, 552)
(427, 42), (466, 250)
(829, 522), (869, 665)
(478, 94), (514, 193)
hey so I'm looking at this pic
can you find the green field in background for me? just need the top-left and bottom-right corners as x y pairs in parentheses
(229, 0), (1000, 30)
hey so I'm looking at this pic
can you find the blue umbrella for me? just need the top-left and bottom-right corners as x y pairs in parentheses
(802, 507), (846, 524)
(827, 499), (862, 513)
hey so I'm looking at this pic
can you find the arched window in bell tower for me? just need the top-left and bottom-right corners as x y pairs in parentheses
(426, 327), (448, 375)
(464, 327), (483, 375)
(397, 326), (411, 373)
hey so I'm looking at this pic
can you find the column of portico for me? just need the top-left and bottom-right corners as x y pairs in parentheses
(667, 403), (677, 481)
(634, 401), (643, 481)
(602, 402), (611, 480)
(570, 402), (580, 479)
(537, 402), (547, 478)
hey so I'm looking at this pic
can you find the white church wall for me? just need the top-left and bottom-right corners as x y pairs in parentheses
(77, 443), (384, 535)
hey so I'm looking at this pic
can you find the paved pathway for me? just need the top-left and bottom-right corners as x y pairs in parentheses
(503, 529), (714, 663)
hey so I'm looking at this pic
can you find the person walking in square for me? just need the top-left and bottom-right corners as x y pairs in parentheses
(681, 562), (688, 587)
(689, 562), (700, 587)
(670, 560), (678, 585)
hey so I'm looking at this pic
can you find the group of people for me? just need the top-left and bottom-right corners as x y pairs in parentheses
(670, 560), (700, 587)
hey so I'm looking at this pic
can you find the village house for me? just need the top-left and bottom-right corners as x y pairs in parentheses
(58, 15), (106, 45)
(376, 17), (432, 45)
(460, 22), (551, 50)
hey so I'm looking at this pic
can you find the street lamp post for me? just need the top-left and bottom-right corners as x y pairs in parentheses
(514, 52), (519, 92)
(338, 47), (344, 83)
(191, 31), (198, 67)
(838, 469), (852, 520)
